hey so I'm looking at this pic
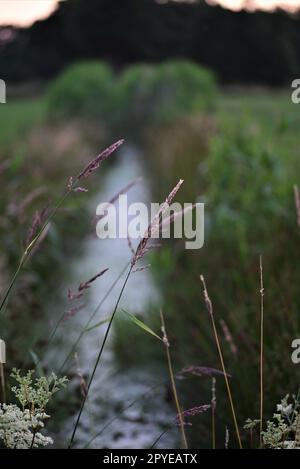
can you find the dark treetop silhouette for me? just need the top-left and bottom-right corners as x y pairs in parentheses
(0, 0), (300, 85)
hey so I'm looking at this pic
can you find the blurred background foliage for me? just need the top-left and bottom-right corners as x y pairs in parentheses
(47, 60), (217, 132)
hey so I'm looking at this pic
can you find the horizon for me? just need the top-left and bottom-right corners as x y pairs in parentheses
(0, 0), (300, 27)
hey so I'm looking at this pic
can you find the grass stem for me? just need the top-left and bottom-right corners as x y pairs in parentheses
(0, 363), (6, 403)
(160, 310), (188, 450)
(68, 265), (133, 447)
(259, 255), (264, 447)
(200, 275), (242, 449)
(58, 262), (130, 373)
(0, 190), (71, 315)
(211, 377), (216, 449)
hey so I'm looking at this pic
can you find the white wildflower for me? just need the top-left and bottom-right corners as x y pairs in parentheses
(0, 404), (53, 449)
(277, 403), (293, 417)
(0, 370), (67, 449)
(283, 441), (298, 449)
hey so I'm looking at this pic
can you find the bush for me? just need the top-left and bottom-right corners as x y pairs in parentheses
(47, 62), (116, 121)
(116, 61), (217, 129)
(47, 60), (217, 130)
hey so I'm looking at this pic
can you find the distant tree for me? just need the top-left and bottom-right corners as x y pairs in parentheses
(0, 0), (300, 85)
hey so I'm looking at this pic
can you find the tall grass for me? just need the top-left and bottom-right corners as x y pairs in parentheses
(0, 140), (124, 316)
(69, 178), (185, 446)
(200, 275), (242, 449)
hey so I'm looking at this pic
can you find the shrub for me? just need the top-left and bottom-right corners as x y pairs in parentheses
(47, 62), (116, 121)
(116, 61), (217, 129)
(47, 60), (216, 130)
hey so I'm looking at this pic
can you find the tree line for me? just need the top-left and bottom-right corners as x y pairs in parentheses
(0, 0), (300, 85)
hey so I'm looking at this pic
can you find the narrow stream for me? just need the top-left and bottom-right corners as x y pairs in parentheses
(47, 146), (177, 449)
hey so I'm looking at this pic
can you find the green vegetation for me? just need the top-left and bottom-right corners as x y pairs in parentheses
(47, 62), (115, 121)
(46, 60), (217, 132)
(117, 61), (216, 130)
(0, 95), (104, 367)
(114, 89), (300, 447)
(0, 98), (46, 150)
(1, 62), (300, 448)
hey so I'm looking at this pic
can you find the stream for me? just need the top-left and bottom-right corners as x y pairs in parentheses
(47, 146), (178, 449)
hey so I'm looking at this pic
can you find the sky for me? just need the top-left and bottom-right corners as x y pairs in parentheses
(0, 0), (300, 27)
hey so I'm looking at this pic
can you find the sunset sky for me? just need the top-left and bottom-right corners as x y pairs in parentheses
(0, 0), (300, 27)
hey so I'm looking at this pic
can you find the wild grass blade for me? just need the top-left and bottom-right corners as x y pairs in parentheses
(123, 309), (162, 341)
(84, 316), (111, 333)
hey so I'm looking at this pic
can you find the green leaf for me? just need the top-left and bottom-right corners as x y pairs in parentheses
(123, 309), (162, 341)
(84, 316), (111, 333)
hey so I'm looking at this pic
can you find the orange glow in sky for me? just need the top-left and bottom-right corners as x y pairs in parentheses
(209, 0), (300, 12)
(0, 1), (60, 26)
(0, 0), (300, 27)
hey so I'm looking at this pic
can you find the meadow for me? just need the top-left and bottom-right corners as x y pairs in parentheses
(0, 62), (300, 449)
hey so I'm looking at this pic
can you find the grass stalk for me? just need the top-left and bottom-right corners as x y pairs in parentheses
(211, 377), (216, 449)
(0, 140), (124, 316)
(68, 265), (133, 447)
(84, 382), (162, 448)
(0, 363), (6, 403)
(259, 255), (264, 447)
(0, 190), (71, 315)
(160, 310), (188, 450)
(57, 262), (130, 373)
(294, 185), (300, 237)
(150, 428), (170, 449)
(200, 275), (242, 449)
